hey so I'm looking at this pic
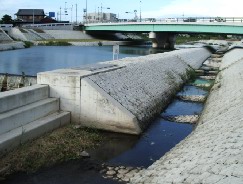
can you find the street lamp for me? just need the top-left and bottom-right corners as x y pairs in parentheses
(100, 3), (110, 22)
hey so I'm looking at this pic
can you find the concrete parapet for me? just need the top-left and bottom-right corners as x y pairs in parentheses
(130, 48), (243, 183)
(38, 48), (211, 134)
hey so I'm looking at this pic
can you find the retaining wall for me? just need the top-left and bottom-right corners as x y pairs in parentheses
(130, 49), (243, 183)
(0, 42), (25, 51)
(37, 48), (211, 134)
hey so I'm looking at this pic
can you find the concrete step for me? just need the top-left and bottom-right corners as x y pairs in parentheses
(0, 111), (70, 154)
(0, 85), (49, 113)
(0, 98), (59, 135)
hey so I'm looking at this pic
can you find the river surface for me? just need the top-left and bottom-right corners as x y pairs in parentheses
(0, 46), (162, 76)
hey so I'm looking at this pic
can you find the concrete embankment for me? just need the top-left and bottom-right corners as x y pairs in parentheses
(0, 42), (25, 51)
(38, 48), (211, 134)
(130, 48), (243, 183)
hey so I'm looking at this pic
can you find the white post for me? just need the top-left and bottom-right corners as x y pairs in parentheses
(113, 45), (119, 60)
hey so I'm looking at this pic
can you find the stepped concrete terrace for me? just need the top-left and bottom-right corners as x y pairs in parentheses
(0, 85), (70, 154)
(130, 48), (243, 183)
(44, 30), (94, 40)
(37, 48), (211, 134)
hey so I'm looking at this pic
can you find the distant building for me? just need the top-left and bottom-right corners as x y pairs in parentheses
(86, 12), (117, 23)
(15, 9), (45, 23)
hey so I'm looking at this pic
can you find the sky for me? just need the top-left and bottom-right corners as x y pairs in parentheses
(0, 0), (243, 22)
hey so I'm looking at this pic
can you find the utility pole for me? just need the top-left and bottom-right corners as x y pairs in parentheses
(60, 7), (62, 21)
(139, 1), (142, 22)
(71, 5), (73, 22)
(86, 0), (88, 23)
(32, 9), (35, 24)
(65, 2), (67, 20)
(76, 4), (77, 24)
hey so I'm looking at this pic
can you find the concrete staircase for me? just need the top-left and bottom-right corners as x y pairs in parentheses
(0, 85), (70, 153)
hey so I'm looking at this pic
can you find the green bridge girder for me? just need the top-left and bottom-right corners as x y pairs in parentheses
(84, 23), (243, 35)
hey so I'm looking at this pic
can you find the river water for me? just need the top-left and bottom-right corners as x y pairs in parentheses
(0, 46), (161, 76)
(1, 45), (209, 184)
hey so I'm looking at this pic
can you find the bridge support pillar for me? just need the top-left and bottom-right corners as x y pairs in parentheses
(149, 32), (176, 49)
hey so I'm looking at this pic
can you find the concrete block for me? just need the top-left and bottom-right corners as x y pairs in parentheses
(0, 111), (70, 154)
(21, 111), (70, 143)
(0, 98), (59, 135)
(80, 78), (141, 134)
(0, 84), (48, 113)
(0, 128), (22, 154)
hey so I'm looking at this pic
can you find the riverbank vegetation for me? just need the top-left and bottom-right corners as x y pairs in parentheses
(0, 125), (104, 179)
(176, 34), (228, 45)
(38, 41), (72, 46)
(23, 41), (34, 48)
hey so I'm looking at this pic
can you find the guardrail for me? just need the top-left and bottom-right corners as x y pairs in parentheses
(85, 17), (243, 24)
(0, 24), (13, 28)
(22, 23), (73, 28)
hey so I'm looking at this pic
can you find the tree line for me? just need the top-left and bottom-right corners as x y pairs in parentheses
(0, 14), (13, 24)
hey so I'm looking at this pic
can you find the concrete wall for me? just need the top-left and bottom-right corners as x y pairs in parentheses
(37, 48), (211, 134)
(44, 30), (93, 40)
(130, 48), (243, 183)
(23, 23), (73, 30)
(0, 42), (25, 51)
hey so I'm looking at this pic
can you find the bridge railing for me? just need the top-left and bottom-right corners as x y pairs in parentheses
(86, 17), (243, 24)
(153, 17), (243, 23)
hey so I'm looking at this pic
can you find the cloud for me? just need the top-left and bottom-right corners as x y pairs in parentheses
(142, 0), (243, 18)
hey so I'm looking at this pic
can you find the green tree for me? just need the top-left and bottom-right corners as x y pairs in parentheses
(1, 14), (13, 24)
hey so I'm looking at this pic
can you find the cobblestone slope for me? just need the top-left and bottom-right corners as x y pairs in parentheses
(130, 49), (243, 183)
(88, 48), (211, 130)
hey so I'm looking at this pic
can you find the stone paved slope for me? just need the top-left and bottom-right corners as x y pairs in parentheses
(88, 48), (211, 130)
(130, 49), (243, 183)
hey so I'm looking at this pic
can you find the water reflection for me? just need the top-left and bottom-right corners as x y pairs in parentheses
(88, 119), (193, 168)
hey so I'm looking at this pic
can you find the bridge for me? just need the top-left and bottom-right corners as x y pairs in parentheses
(84, 17), (243, 48)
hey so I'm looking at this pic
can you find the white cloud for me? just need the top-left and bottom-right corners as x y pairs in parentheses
(142, 0), (243, 18)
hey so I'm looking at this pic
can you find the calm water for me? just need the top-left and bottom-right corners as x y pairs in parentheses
(0, 46), (161, 76)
